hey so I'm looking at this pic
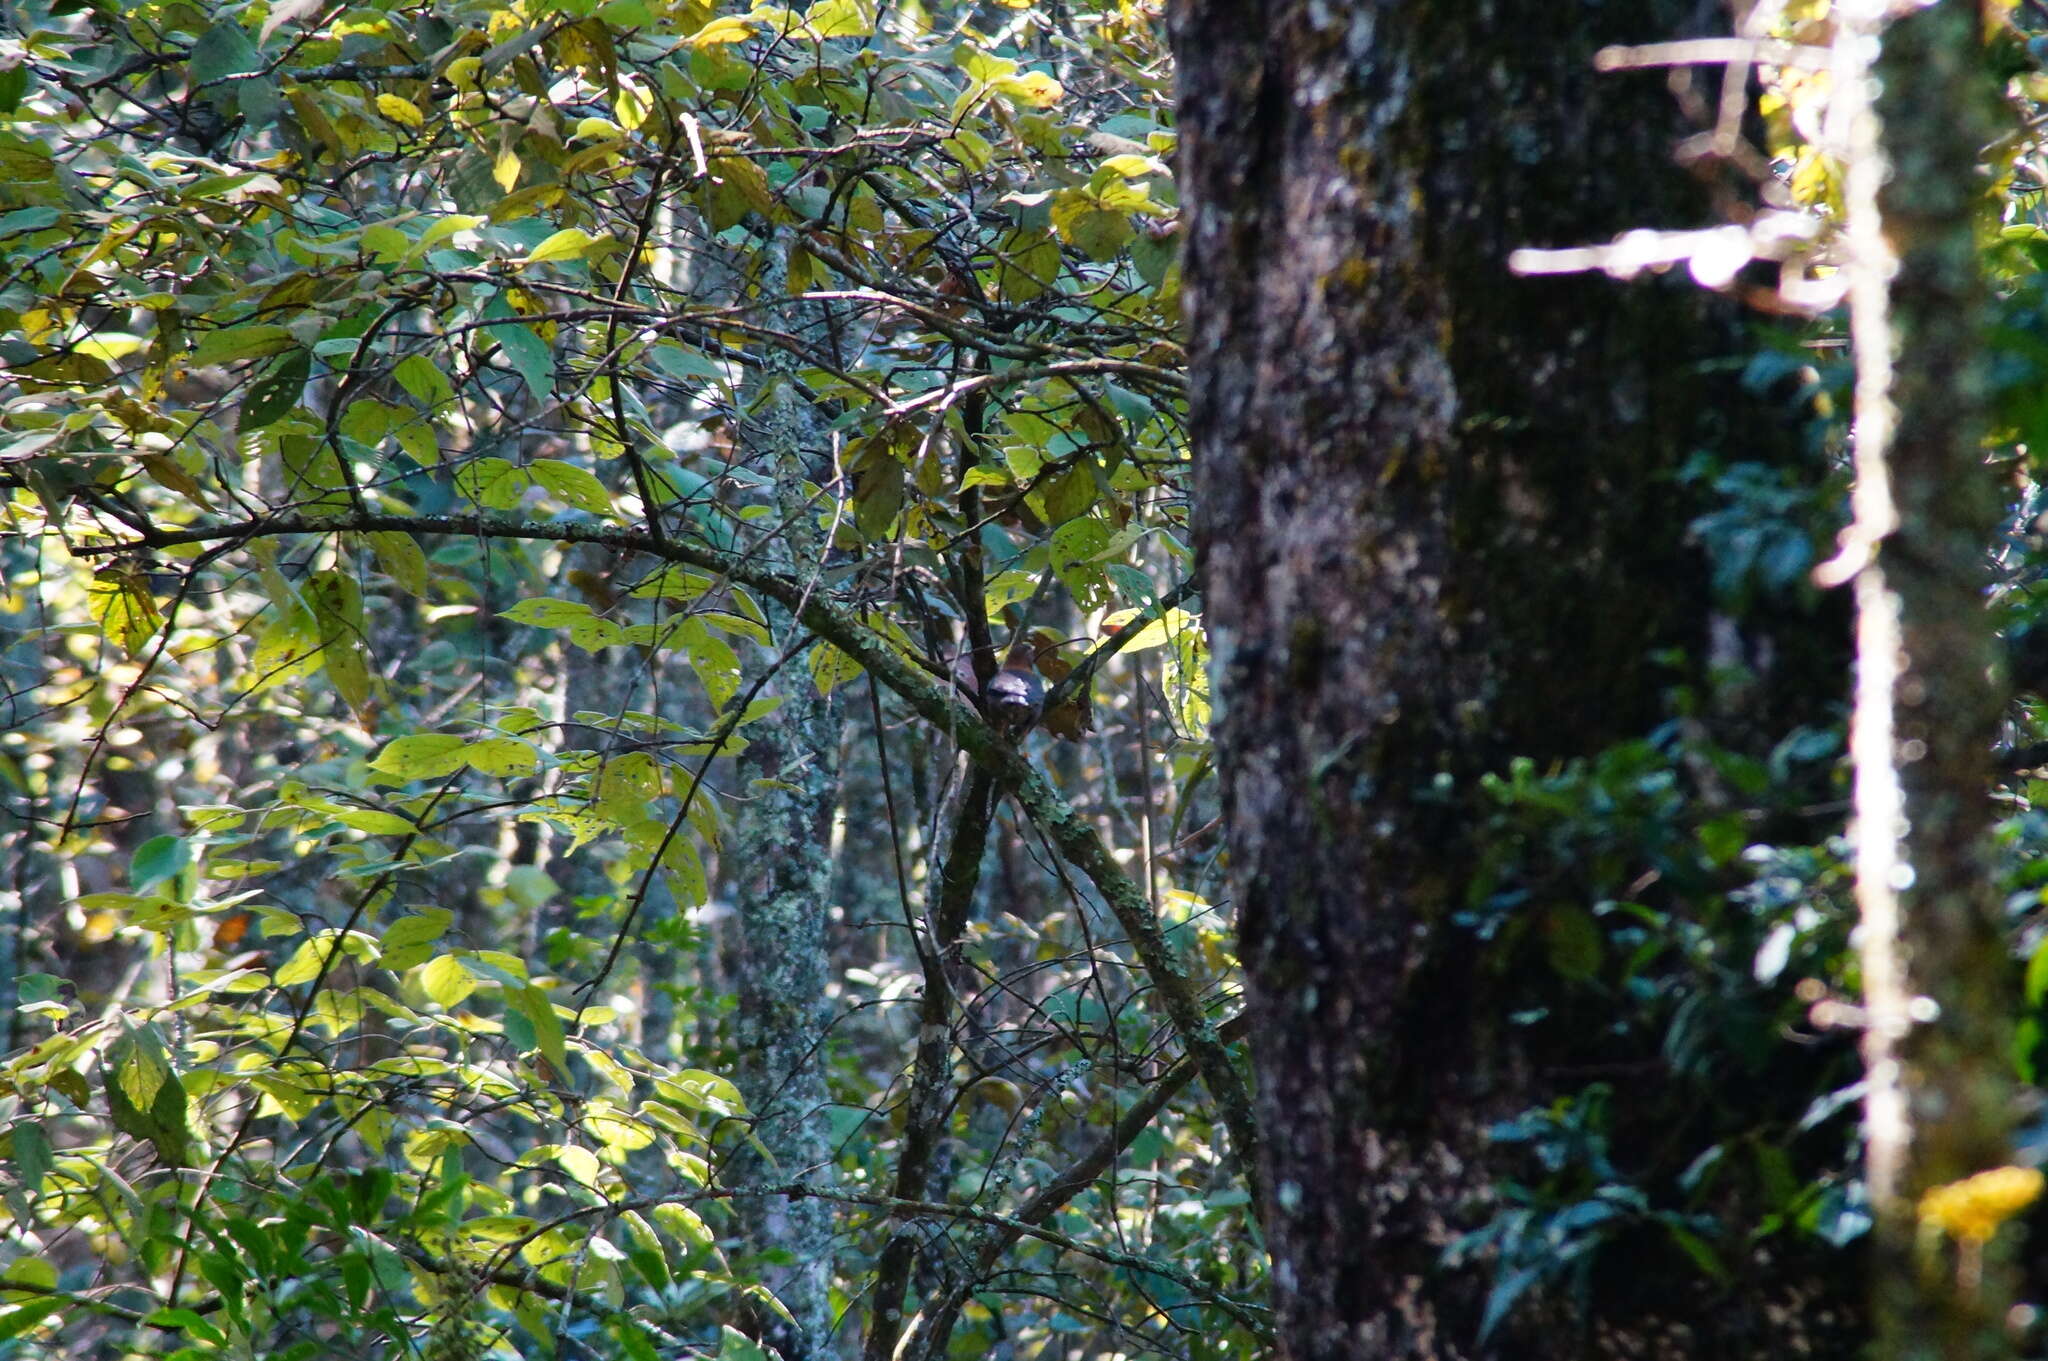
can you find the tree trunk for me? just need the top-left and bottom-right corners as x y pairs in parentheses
(1173, 3), (1839, 1356)
(1846, 5), (2016, 1357)
(731, 229), (844, 1360)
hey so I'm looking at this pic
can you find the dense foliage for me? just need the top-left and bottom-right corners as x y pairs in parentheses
(4, 0), (2048, 1356)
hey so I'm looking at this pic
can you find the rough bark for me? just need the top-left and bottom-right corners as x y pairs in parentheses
(1172, 3), (1836, 1357)
(1857, 5), (2016, 1357)
(731, 230), (844, 1360)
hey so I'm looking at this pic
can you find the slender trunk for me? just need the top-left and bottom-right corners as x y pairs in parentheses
(731, 229), (844, 1359)
(1840, 4), (2016, 1356)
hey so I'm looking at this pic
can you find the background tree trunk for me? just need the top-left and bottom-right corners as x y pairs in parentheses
(1173, 3), (1846, 1356)
(730, 230), (845, 1360)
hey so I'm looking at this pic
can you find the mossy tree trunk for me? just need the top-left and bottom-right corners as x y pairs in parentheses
(731, 230), (845, 1360)
(1853, 6), (2016, 1358)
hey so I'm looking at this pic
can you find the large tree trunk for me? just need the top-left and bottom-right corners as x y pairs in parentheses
(1173, 4), (1838, 1357)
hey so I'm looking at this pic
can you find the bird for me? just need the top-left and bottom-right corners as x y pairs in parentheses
(984, 665), (1045, 732)
(951, 651), (1045, 734)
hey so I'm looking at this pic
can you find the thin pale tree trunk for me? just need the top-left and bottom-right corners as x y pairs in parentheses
(1827, 3), (2020, 1356)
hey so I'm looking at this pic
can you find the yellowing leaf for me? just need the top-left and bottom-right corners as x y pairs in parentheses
(333, 808), (417, 835)
(419, 953), (477, 1007)
(652, 1201), (715, 1251)
(455, 456), (528, 510)
(381, 908), (453, 953)
(1099, 605), (1197, 653)
(494, 143), (522, 192)
(375, 93), (425, 128)
(371, 734), (469, 781)
(994, 70), (1062, 107)
(418, 214), (483, 251)
(1098, 152), (1169, 178)
(501, 597), (598, 629)
(687, 15), (760, 44)
(614, 83), (649, 131)
(553, 1143), (601, 1184)
(809, 643), (863, 695)
(88, 568), (161, 657)
(805, 0), (873, 36)
(594, 752), (662, 822)
(522, 227), (600, 265)
(466, 737), (540, 777)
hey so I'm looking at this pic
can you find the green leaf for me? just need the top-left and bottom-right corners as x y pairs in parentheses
(280, 433), (354, 516)
(104, 1023), (194, 1166)
(366, 530), (429, 595)
(2027, 938), (2048, 1008)
(187, 21), (262, 87)
(530, 459), (612, 515)
(1542, 905), (1604, 982)
(1477, 1264), (1542, 1342)
(371, 734), (470, 781)
(305, 570), (372, 717)
(0, 63), (30, 115)
(455, 456), (529, 510)
(332, 808), (416, 835)
(511, 985), (569, 1073)
(490, 321), (555, 401)
(242, 348), (311, 430)
(130, 834), (192, 893)
(394, 353), (456, 410)
(466, 737), (540, 777)
(191, 323), (295, 366)
(10, 1120), (51, 1195)
(655, 1069), (746, 1118)
(144, 1309), (226, 1345)
(0, 1300), (64, 1343)
(717, 1323), (770, 1360)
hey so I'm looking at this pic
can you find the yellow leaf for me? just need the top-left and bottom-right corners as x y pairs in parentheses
(522, 227), (600, 265)
(494, 144), (522, 192)
(805, 0), (873, 36)
(995, 70), (1062, 108)
(375, 93), (424, 128)
(88, 568), (162, 657)
(687, 15), (760, 44)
